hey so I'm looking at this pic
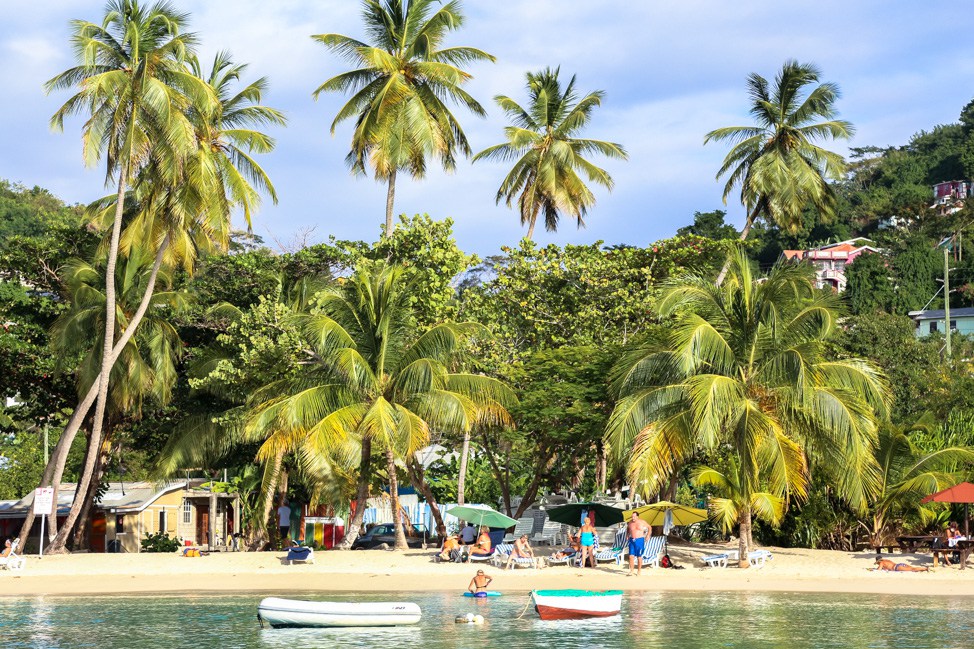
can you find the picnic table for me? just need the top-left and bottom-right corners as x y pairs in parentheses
(895, 535), (938, 553)
(895, 535), (974, 569)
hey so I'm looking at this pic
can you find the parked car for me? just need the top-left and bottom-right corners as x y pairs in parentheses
(351, 523), (436, 550)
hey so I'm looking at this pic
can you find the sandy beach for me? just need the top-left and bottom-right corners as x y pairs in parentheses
(4, 543), (974, 598)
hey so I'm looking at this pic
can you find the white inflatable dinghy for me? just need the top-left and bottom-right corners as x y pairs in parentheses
(257, 597), (422, 628)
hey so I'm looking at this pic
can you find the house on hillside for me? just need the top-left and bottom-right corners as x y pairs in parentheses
(933, 180), (974, 213)
(779, 238), (880, 292)
(908, 308), (974, 338)
(0, 480), (239, 553)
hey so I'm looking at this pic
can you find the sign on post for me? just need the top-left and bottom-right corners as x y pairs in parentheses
(33, 487), (54, 515)
(34, 487), (54, 557)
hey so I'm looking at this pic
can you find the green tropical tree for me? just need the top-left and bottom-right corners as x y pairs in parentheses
(705, 60), (853, 284)
(864, 422), (974, 546)
(31, 0), (209, 551)
(312, 0), (494, 236)
(604, 249), (890, 561)
(248, 262), (515, 550)
(693, 459), (785, 562)
(473, 68), (627, 240)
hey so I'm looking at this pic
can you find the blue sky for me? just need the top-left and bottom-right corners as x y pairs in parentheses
(1, 1), (971, 256)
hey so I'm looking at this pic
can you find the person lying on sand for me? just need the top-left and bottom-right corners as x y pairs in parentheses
(871, 558), (929, 572)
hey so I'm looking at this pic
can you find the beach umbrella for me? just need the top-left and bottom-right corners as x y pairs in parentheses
(546, 502), (626, 528)
(446, 505), (518, 530)
(921, 482), (974, 537)
(624, 502), (708, 527)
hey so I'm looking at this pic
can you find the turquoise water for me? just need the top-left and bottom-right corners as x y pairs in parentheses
(1, 591), (971, 648)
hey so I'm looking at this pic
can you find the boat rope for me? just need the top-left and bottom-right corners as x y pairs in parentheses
(514, 597), (533, 620)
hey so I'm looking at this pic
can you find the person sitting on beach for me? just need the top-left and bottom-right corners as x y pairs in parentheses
(468, 526), (492, 560)
(468, 569), (493, 595)
(871, 558), (929, 572)
(578, 516), (597, 568)
(506, 534), (536, 569)
(1, 538), (11, 558)
(439, 534), (462, 562)
(460, 522), (477, 545)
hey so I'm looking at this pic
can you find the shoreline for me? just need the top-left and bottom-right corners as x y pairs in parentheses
(3, 544), (974, 599)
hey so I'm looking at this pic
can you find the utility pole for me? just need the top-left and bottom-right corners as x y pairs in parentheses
(945, 244), (952, 358)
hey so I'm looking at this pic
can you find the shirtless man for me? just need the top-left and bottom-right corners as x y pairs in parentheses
(627, 513), (651, 576)
(468, 569), (493, 595)
(506, 534), (536, 569)
(872, 558), (929, 572)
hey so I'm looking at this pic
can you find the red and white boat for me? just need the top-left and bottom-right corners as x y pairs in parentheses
(530, 589), (623, 620)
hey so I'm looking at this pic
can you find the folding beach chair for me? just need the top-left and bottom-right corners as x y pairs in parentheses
(285, 545), (315, 565)
(0, 539), (26, 571)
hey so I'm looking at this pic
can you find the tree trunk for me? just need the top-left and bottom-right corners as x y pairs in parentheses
(481, 433), (512, 515)
(514, 450), (555, 519)
(384, 170), (397, 238)
(405, 457), (446, 537)
(525, 219), (536, 241)
(386, 448), (408, 552)
(339, 437), (372, 549)
(715, 204), (759, 286)
(71, 438), (109, 551)
(208, 489), (219, 551)
(596, 442), (607, 495)
(457, 430), (471, 506)
(47, 166), (130, 554)
(738, 508), (752, 568)
(19, 233), (169, 551)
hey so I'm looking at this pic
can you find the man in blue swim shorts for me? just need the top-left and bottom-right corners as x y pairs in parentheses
(627, 512), (651, 576)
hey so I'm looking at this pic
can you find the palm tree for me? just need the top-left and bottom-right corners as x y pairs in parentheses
(27, 0), (208, 550)
(704, 60), (853, 284)
(312, 0), (494, 236)
(693, 459), (785, 565)
(604, 249), (890, 560)
(248, 262), (514, 550)
(35, 40), (282, 551)
(864, 423), (974, 546)
(473, 68), (627, 240)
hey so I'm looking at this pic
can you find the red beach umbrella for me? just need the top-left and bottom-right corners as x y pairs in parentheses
(921, 482), (974, 537)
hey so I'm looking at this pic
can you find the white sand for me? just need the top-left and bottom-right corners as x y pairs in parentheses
(2, 542), (972, 598)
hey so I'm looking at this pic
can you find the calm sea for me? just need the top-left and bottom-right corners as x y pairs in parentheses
(0, 590), (970, 648)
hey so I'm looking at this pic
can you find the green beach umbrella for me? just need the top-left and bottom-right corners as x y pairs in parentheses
(623, 501), (708, 527)
(546, 502), (626, 527)
(447, 505), (518, 529)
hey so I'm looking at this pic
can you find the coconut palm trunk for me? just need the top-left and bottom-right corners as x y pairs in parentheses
(738, 507), (752, 568)
(405, 457), (446, 537)
(339, 437), (372, 549)
(384, 170), (397, 238)
(715, 205), (760, 286)
(386, 448), (408, 551)
(457, 431), (471, 505)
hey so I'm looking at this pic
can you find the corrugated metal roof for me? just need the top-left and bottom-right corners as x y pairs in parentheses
(909, 308), (974, 320)
(0, 481), (190, 518)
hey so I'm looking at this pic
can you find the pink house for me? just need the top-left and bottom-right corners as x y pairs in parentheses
(779, 238), (879, 292)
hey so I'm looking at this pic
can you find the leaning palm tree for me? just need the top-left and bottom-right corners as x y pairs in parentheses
(705, 60), (853, 284)
(473, 68), (627, 240)
(312, 0), (494, 236)
(605, 249), (890, 560)
(693, 459), (785, 565)
(26, 0), (209, 551)
(248, 262), (515, 550)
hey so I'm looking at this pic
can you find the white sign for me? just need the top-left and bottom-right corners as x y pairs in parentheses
(33, 487), (54, 515)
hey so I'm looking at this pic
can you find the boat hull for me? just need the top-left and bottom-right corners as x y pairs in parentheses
(257, 597), (421, 628)
(531, 590), (622, 620)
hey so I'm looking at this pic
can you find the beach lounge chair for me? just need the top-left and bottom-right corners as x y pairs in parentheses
(532, 521), (562, 546)
(492, 542), (540, 569)
(503, 517), (535, 544)
(639, 536), (665, 569)
(583, 529), (627, 566)
(0, 539), (26, 571)
(546, 548), (578, 566)
(702, 553), (730, 568)
(747, 549), (773, 568)
(286, 545), (315, 565)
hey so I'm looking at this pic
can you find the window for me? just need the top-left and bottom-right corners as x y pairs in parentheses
(159, 510), (167, 533)
(930, 321), (938, 333)
(951, 320), (957, 331)
(116, 515), (124, 533)
(182, 499), (192, 524)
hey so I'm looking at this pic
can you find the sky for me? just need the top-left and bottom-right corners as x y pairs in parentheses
(1, 1), (972, 256)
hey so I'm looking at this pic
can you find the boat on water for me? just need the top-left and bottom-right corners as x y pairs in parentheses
(257, 597), (422, 628)
(530, 589), (623, 620)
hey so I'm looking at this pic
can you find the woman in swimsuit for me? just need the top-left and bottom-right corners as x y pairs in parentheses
(578, 517), (596, 568)
(468, 526), (492, 560)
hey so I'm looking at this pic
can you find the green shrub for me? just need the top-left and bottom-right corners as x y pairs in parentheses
(141, 531), (181, 553)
